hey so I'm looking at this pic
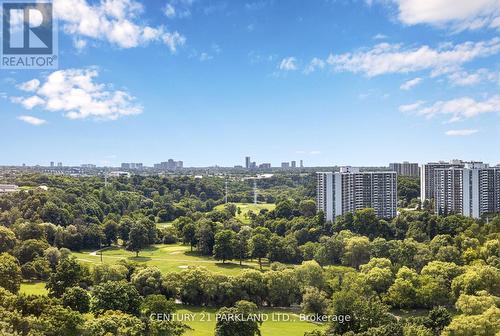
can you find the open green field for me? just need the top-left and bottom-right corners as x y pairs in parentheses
(20, 281), (48, 296)
(177, 306), (326, 336)
(215, 203), (276, 224)
(156, 221), (173, 229)
(73, 244), (267, 276)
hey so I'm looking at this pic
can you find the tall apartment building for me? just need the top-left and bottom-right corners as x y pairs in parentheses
(154, 159), (183, 170)
(421, 160), (465, 202)
(317, 167), (397, 221)
(245, 156), (251, 169)
(389, 162), (419, 177)
(434, 163), (500, 218)
(121, 163), (143, 170)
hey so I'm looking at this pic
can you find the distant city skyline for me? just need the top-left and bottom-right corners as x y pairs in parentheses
(2, 157), (500, 169)
(1, 1), (498, 166)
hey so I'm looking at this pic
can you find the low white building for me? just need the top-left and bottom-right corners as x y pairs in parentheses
(0, 184), (19, 193)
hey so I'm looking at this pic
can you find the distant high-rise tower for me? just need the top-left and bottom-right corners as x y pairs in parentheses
(291, 161), (297, 168)
(421, 160), (466, 203)
(317, 167), (397, 221)
(389, 162), (419, 177)
(434, 162), (500, 218)
(57, 162), (62, 167)
(50, 161), (54, 167)
(245, 156), (251, 169)
(300, 160), (304, 168)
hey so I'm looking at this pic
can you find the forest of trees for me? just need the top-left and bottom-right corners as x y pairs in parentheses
(0, 172), (498, 335)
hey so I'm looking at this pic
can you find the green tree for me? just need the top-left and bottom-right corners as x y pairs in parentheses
(330, 290), (393, 334)
(442, 306), (499, 336)
(213, 230), (236, 263)
(234, 228), (250, 266)
(0, 253), (22, 293)
(215, 300), (262, 336)
(13, 239), (49, 264)
(299, 200), (317, 217)
(235, 270), (266, 306)
(455, 291), (499, 315)
(131, 267), (164, 296)
(43, 247), (61, 270)
(342, 236), (371, 269)
(196, 220), (215, 256)
(140, 294), (188, 336)
(181, 223), (197, 251)
(423, 306), (452, 335)
(249, 234), (269, 270)
(102, 220), (119, 246)
(84, 310), (145, 336)
(0, 227), (16, 253)
(301, 287), (329, 315)
(275, 199), (294, 218)
(21, 257), (50, 280)
(91, 280), (142, 316)
(295, 260), (326, 291)
(47, 257), (85, 297)
(62, 286), (91, 313)
(451, 265), (500, 297)
(386, 267), (419, 309)
(35, 305), (85, 336)
(398, 176), (420, 204)
(127, 223), (150, 257)
(92, 263), (128, 284)
(264, 269), (300, 307)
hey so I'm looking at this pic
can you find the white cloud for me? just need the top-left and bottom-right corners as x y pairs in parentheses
(391, 0), (500, 31)
(403, 95), (500, 122)
(400, 77), (422, 90)
(164, 3), (176, 18)
(445, 129), (478, 136)
(325, 38), (500, 77)
(54, 0), (185, 51)
(163, 0), (192, 18)
(199, 52), (212, 61)
(448, 68), (500, 86)
(13, 96), (45, 109)
(73, 38), (88, 50)
(304, 57), (326, 74)
(17, 79), (40, 92)
(278, 57), (298, 71)
(373, 33), (388, 39)
(13, 68), (143, 121)
(162, 32), (186, 53)
(17, 115), (47, 126)
(399, 100), (425, 112)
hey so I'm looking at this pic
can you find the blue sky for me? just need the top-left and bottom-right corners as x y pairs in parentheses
(1, 0), (499, 167)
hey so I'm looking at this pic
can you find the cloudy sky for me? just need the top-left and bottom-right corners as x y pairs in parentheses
(1, 0), (499, 167)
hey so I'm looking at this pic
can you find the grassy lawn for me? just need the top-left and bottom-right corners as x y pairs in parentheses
(156, 221), (173, 229)
(177, 306), (326, 336)
(73, 244), (267, 276)
(20, 281), (48, 296)
(215, 203), (276, 224)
